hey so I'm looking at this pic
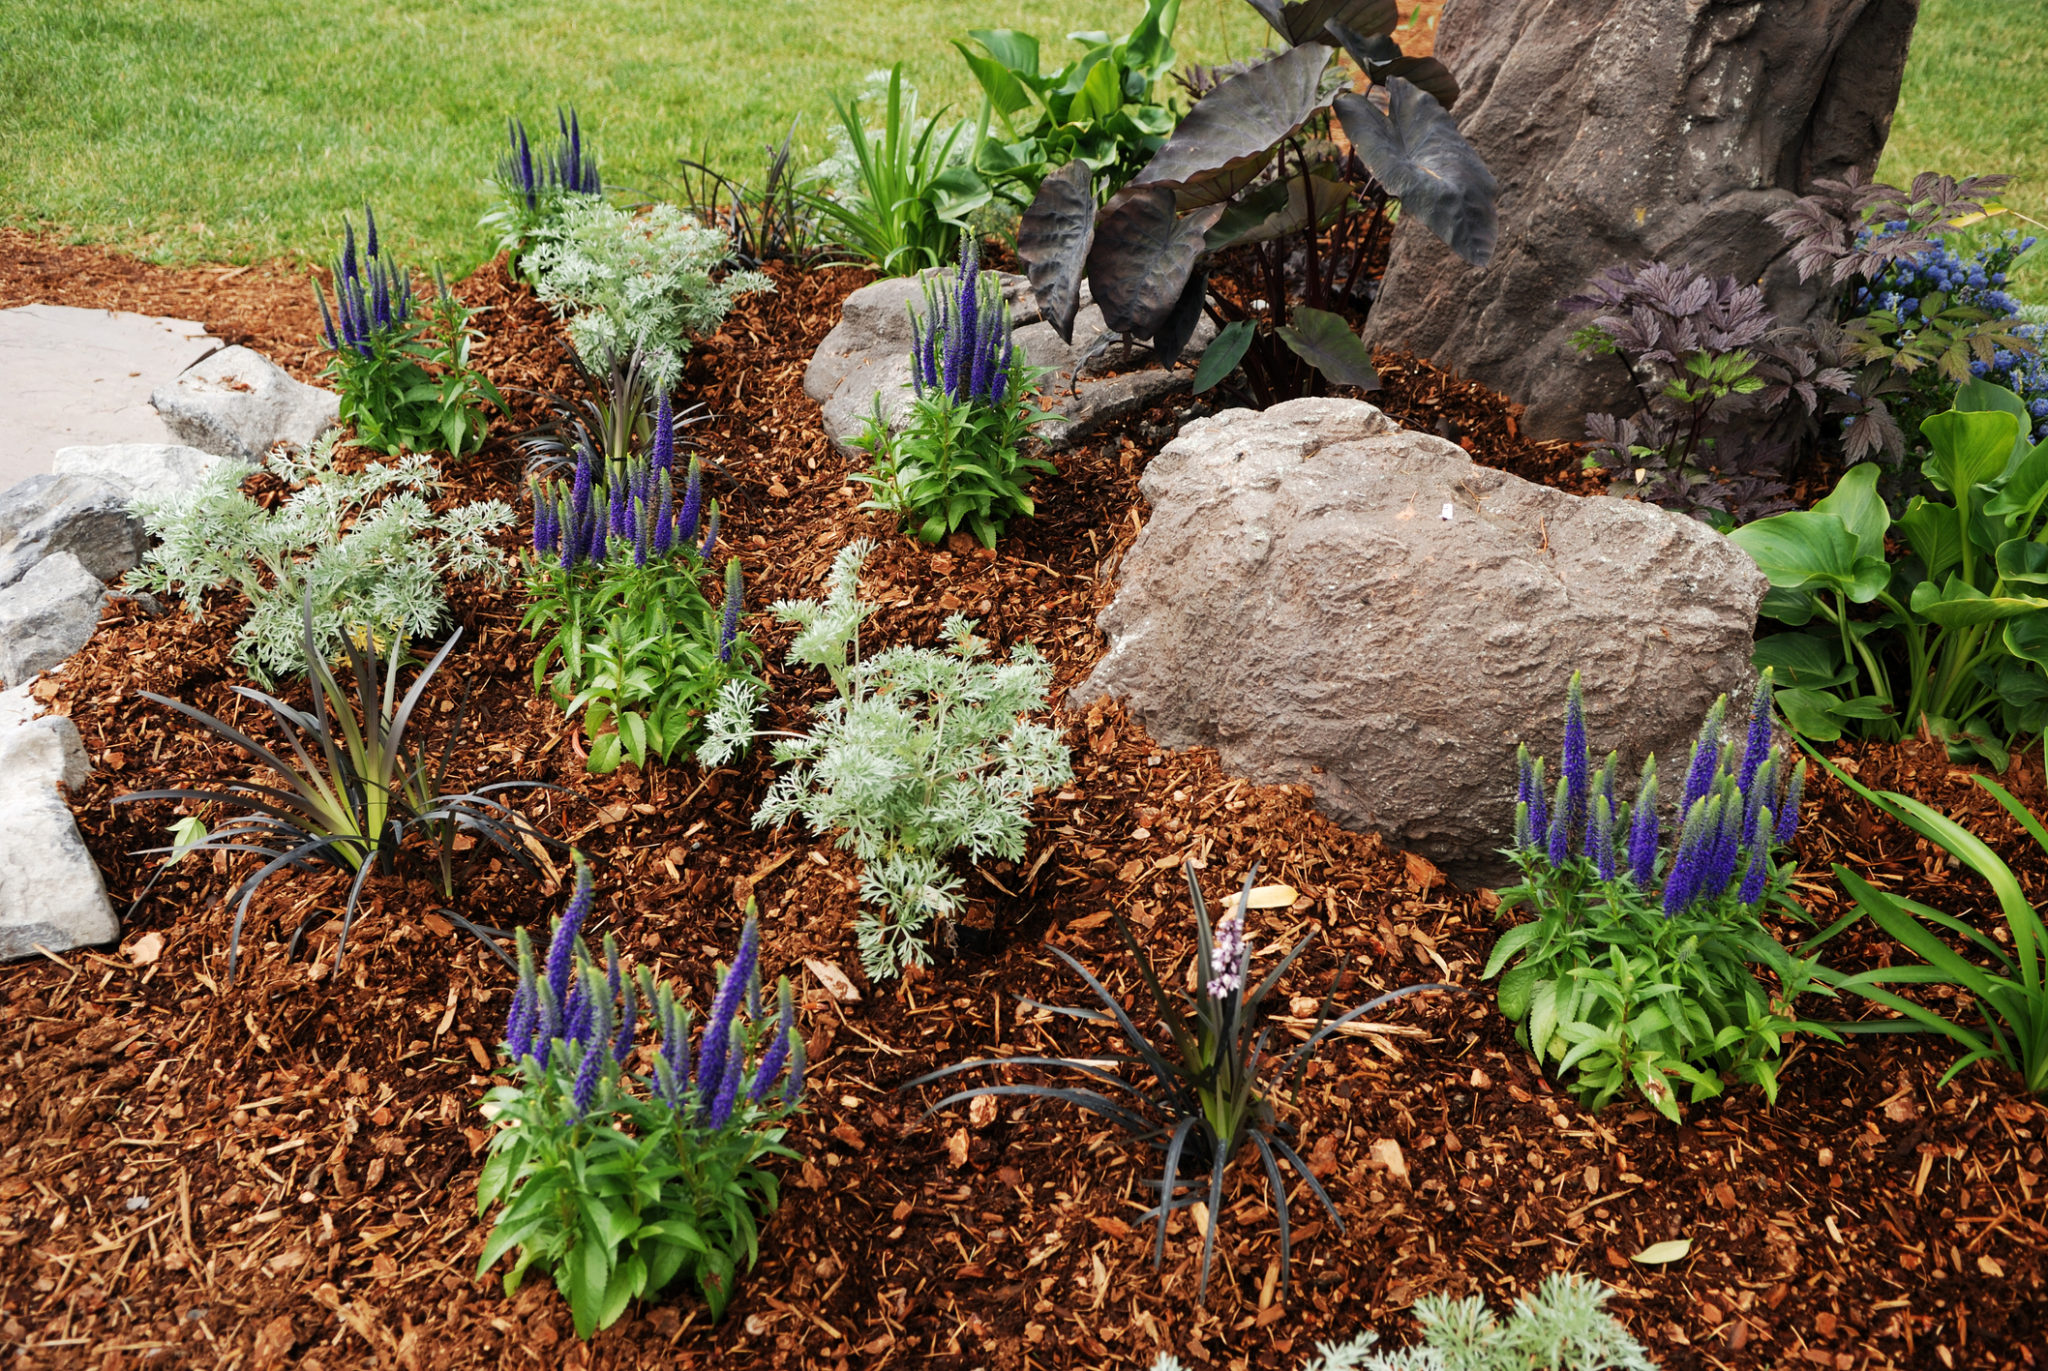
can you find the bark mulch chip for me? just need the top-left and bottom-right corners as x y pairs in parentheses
(0, 239), (2040, 1371)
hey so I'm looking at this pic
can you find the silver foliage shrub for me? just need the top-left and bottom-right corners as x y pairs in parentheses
(128, 431), (514, 682)
(524, 198), (774, 391)
(702, 539), (1071, 979)
(1148, 1275), (1658, 1371)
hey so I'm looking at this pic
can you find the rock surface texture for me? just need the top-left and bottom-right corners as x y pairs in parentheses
(0, 553), (109, 689)
(0, 472), (146, 590)
(1362, 0), (1920, 439)
(1078, 399), (1767, 883)
(151, 344), (339, 461)
(804, 270), (1214, 455)
(53, 442), (226, 504)
(0, 709), (117, 960)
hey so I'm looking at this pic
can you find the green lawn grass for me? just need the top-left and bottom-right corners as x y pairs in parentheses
(1, 0), (2042, 296)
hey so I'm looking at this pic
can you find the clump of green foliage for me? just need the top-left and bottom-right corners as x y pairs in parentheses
(127, 432), (513, 683)
(480, 867), (804, 1336)
(1148, 1274), (1659, 1371)
(699, 540), (1071, 980)
(525, 197), (773, 394)
(856, 238), (1051, 547)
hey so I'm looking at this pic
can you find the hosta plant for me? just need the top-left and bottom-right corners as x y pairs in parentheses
(127, 430), (513, 683)
(479, 868), (805, 1335)
(854, 238), (1052, 547)
(483, 107), (603, 264)
(522, 394), (760, 774)
(1735, 386), (2048, 762)
(1147, 1273), (1659, 1371)
(912, 861), (1446, 1302)
(1015, 0), (1494, 394)
(118, 595), (558, 979)
(314, 206), (506, 458)
(1482, 674), (1836, 1121)
(698, 540), (1071, 979)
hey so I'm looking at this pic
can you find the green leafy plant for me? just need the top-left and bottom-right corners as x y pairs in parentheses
(525, 197), (773, 399)
(315, 207), (507, 458)
(913, 860), (1445, 1302)
(127, 431), (514, 683)
(802, 64), (993, 276)
(1483, 676), (1836, 1121)
(698, 540), (1071, 979)
(480, 868), (804, 1335)
(955, 0), (1184, 205)
(117, 595), (558, 979)
(1017, 1), (1492, 394)
(854, 239), (1052, 547)
(1808, 753), (2048, 1096)
(1734, 384), (2048, 763)
(1148, 1273), (1659, 1371)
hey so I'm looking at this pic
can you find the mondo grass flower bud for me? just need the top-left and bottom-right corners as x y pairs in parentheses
(1208, 906), (1247, 1000)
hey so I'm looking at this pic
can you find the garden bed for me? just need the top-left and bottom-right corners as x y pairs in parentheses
(0, 246), (2042, 1371)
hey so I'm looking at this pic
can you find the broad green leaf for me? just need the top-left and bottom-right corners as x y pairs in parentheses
(1770, 687), (1847, 741)
(954, 41), (1036, 118)
(1921, 407), (2023, 496)
(2004, 611), (2048, 671)
(1897, 495), (1965, 583)
(1191, 319), (1255, 393)
(1274, 305), (1380, 390)
(967, 28), (1042, 82)
(1908, 575), (2048, 627)
(1810, 461), (1889, 562)
(1983, 439), (2048, 522)
(1750, 633), (1851, 690)
(1727, 509), (1888, 602)
(1068, 53), (1123, 123)
(1954, 378), (2035, 469)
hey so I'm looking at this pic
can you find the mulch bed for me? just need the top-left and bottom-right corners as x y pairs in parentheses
(0, 242), (2042, 1371)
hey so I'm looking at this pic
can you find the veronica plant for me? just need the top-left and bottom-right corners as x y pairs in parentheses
(912, 861), (1446, 1302)
(118, 594), (559, 980)
(522, 393), (760, 774)
(483, 108), (604, 264)
(1735, 385), (2048, 764)
(1808, 754), (2048, 1097)
(314, 206), (505, 458)
(479, 867), (805, 1335)
(855, 238), (1052, 547)
(699, 540), (1071, 979)
(1482, 673), (1835, 1120)
(127, 431), (513, 683)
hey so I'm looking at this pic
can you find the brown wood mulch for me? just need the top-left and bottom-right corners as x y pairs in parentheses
(0, 242), (2042, 1371)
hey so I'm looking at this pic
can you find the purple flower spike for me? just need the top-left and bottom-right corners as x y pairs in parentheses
(1737, 812), (1773, 905)
(1627, 758), (1659, 887)
(677, 457), (703, 544)
(653, 391), (674, 476)
(571, 1037), (605, 1116)
(1662, 796), (1714, 917)
(652, 469), (675, 556)
(720, 559), (744, 663)
(783, 1033), (807, 1106)
(1590, 792), (1617, 882)
(1679, 697), (1727, 816)
(695, 916), (759, 1118)
(1562, 673), (1590, 856)
(544, 861), (595, 1031)
(1545, 778), (1570, 867)
(698, 502), (719, 561)
(1526, 757), (1549, 853)
(1737, 671), (1775, 797)
(749, 981), (795, 1103)
(1775, 762), (1806, 845)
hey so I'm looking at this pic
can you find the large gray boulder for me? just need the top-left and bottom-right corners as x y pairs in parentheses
(1362, 0), (1920, 440)
(0, 472), (147, 590)
(804, 271), (1215, 455)
(1077, 398), (1766, 883)
(151, 345), (339, 461)
(53, 442), (227, 504)
(0, 553), (109, 689)
(0, 711), (117, 960)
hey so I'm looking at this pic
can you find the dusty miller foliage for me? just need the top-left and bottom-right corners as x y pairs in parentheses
(128, 431), (513, 682)
(1147, 1275), (1658, 1371)
(701, 540), (1071, 980)
(524, 198), (773, 391)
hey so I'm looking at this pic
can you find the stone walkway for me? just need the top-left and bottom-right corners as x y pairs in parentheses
(0, 304), (222, 487)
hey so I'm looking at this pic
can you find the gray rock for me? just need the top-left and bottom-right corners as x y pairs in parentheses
(151, 345), (339, 461)
(53, 442), (227, 504)
(0, 553), (108, 689)
(1362, 0), (1920, 440)
(804, 270), (1215, 456)
(0, 712), (117, 960)
(1076, 398), (1766, 884)
(0, 472), (147, 590)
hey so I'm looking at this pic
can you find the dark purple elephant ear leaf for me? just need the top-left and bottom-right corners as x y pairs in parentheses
(1088, 185), (1225, 340)
(1150, 264), (1210, 369)
(1017, 160), (1097, 344)
(1280, 0), (1399, 45)
(1326, 20), (1460, 108)
(1333, 79), (1498, 267)
(1132, 43), (1332, 199)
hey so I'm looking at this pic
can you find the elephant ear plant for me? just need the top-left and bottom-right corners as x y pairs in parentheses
(909, 861), (1448, 1302)
(118, 594), (561, 980)
(1013, 0), (1494, 399)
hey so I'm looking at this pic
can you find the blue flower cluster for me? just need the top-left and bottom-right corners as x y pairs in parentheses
(316, 205), (411, 358)
(1514, 673), (1805, 915)
(909, 237), (1016, 407)
(533, 393), (712, 564)
(498, 108), (602, 212)
(505, 862), (803, 1123)
(1855, 227), (2048, 443)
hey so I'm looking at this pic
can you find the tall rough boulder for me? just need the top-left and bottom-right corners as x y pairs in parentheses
(1077, 399), (1766, 884)
(1363, 0), (1921, 440)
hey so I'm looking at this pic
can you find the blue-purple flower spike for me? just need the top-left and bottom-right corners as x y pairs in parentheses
(1775, 762), (1805, 845)
(1545, 778), (1570, 867)
(1737, 810), (1774, 905)
(1736, 671), (1775, 797)
(653, 391), (674, 477)
(1680, 697), (1727, 816)
(720, 559), (743, 663)
(749, 982), (795, 1104)
(1590, 792), (1617, 882)
(698, 502), (720, 561)
(545, 861), (595, 1023)
(1627, 758), (1659, 887)
(1561, 673), (1590, 856)
(694, 916), (759, 1118)
(571, 1037), (605, 1116)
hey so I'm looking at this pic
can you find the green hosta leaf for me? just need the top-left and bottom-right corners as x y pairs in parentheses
(1769, 686), (1848, 741)
(1191, 319), (1255, 393)
(1727, 509), (1888, 602)
(1757, 584), (1819, 626)
(1984, 439), (2048, 523)
(1810, 461), (1890, 563)
(1995, 538), (2048, 587)
(1921, 407), (2023, 496)
(1908, 575), (2048, 627)
(2004, 611), (2048, 671)
(1751, 633), (1852, 691)
(1897, 495), (1965, 583)
(1954, 378), (2035, 469)
(1273, 305), (1381, 391)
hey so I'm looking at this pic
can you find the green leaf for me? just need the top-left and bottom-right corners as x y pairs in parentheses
(2004, 611), (2048, 671)
(1771, 687), (1845, 741)
(1921, 408), (2023, 496)
(1273, 306), (1380, 391)
(955, 40), (1036, 118)
(1995, 538), (2048, 587)
(1908, 575), (2048, 627)
(1751, 633), (1851, 691)
(1954, 378), (2035, 469)
(1191, 320), (1254, 394)
(1897, 495), (1966, 583)
(1810, 461), (1890, 563)
(1727, 509), (1888, 602)
(1068, 53), (1123, 123)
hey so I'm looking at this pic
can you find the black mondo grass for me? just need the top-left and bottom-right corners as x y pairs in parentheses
(118, 594), (565, 980)
(906, 860), (1453, 1303)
